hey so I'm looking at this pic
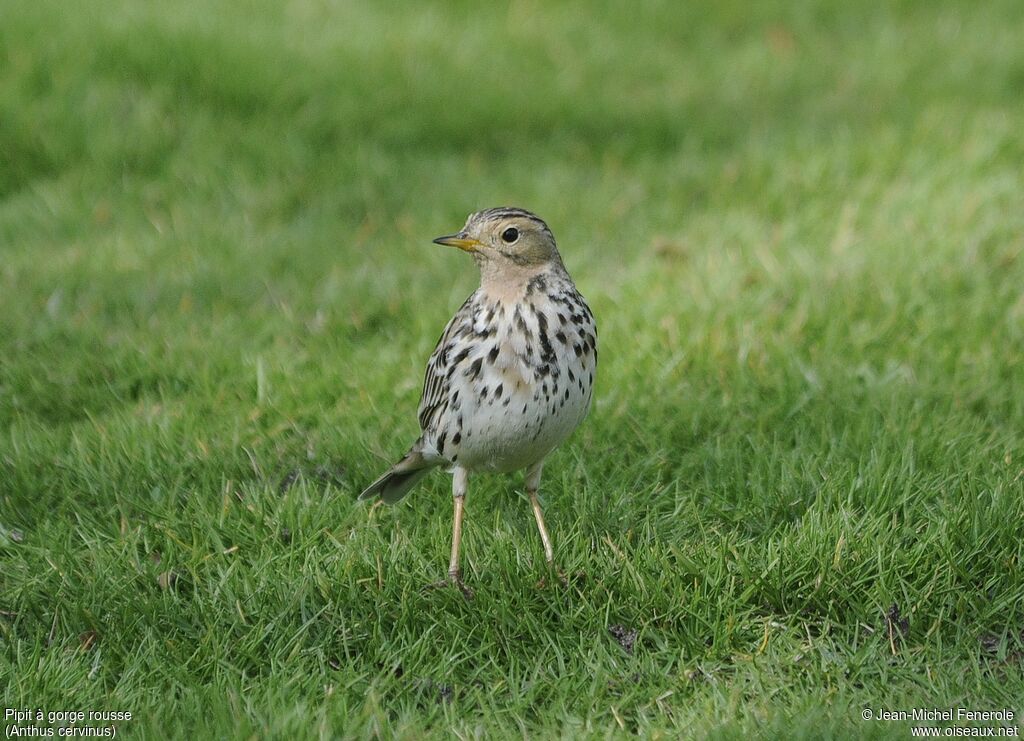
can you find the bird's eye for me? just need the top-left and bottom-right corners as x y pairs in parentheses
(501, 227), (519, 243)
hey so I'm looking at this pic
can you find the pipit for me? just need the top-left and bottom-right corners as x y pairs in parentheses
(359, 207), (597, 595)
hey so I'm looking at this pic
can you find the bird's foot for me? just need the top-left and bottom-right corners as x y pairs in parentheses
(536, 565), (570, 589)
(424, 570), (474, 600)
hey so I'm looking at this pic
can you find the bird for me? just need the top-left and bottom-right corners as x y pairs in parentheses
(359, 207), (597, 596)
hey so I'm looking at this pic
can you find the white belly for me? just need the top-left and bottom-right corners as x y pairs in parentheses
(453, 357), (592, 472)
(424, 286), (597, 473)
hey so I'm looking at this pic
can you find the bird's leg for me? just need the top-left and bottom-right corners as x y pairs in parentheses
(430, 466), (473, 598)
(525, 463), (565, 586)
(527, 491), (553, 564)
(448, 494), (465, 578)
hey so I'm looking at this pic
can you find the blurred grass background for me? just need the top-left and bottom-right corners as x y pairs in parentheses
(1, 0), (1023, 738)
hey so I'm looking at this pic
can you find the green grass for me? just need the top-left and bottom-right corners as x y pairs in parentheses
(2, 0), (1024, 737)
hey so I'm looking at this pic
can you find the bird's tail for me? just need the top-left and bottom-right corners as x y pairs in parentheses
(358, 448), (437, 504)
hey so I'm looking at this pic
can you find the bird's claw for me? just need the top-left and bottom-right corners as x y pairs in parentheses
(424, 570), (474, 600)
(537, 565), (570, 589)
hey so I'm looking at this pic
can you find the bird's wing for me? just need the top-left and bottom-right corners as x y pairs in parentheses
(417, 292), (476, 433)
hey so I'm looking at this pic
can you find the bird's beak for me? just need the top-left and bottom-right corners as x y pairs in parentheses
(432, 232), (481, 253)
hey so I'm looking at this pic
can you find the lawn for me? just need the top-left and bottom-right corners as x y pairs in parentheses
(2, 0), (1023, 738)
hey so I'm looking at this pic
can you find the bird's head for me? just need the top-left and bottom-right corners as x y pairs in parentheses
(433, 207), (562, 271)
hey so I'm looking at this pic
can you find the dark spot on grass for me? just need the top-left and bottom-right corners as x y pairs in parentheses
(437, 683), (454, 704)
(279, 528), (292, 545)
(278, 469), (301, 493)
(608, 624), (638, 655)
(78, 630), (99, 651)
(607, 672), (645, 695)
(884, 603), (909, 650)
(979, 630), (1024, 666)
(410, 678), (456, 705)
(278, 464), (347, 493)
